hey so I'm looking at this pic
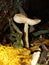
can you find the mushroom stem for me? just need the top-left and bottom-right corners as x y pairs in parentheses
(24, 24), (29, 48)
(31, 51), (40, 65)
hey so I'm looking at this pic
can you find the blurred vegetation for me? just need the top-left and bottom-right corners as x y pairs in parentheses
(0, 0), (26, 47)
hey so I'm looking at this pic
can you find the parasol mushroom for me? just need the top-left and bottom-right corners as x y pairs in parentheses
(13, 13), (41, 48)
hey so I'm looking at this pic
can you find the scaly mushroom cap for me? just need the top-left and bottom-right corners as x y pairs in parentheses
(13, 13), (41, 25)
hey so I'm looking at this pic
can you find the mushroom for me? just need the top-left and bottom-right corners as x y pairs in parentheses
(13, 13), (41, 48)
(31, 51), (40, 65)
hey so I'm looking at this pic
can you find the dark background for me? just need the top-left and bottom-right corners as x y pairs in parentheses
(23, 0), (49, 20)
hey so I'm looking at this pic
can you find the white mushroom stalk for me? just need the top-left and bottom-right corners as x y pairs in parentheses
(31, 51), (41, 65)
(24, 24), (29, 48)
(13, 13), (41, 48)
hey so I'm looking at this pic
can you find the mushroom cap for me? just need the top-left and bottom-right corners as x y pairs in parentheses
(13, 13), (41, 25)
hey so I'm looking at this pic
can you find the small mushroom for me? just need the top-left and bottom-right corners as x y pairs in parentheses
(31, 51), (40, 65)
(13, 13), (41, 48)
